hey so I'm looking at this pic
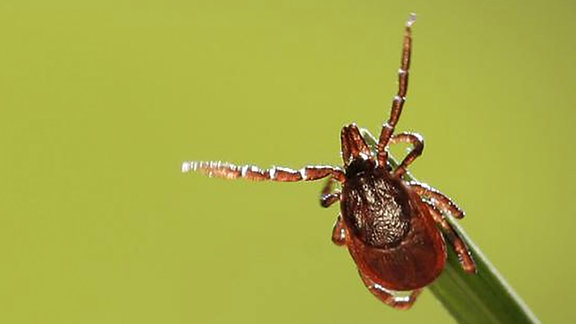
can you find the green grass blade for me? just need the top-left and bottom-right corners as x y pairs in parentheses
(360, 128), (539, 323)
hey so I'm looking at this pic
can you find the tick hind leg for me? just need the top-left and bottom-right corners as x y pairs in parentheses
(183, 161), (345, 183)
(358, 271), (422, 310)
(422, 200), (476, 273)
(320, 179), (346, 246)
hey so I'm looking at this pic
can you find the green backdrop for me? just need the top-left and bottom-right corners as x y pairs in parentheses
(1, 0), (574, 323)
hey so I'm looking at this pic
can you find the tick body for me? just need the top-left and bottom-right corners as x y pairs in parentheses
(183, 14), (476, 309)
(340, 157), (446, 292)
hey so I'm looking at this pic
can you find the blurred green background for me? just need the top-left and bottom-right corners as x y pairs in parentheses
(1, 0), (574, 323)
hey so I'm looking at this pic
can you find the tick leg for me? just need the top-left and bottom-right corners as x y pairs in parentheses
(358, 270), (422, 310)
(320, 178), (341, 208)
(409, 181), (465, 219)
(331, 214), (346, 246)
(183, 161), (345, 183)
(323, 180), (345, 246)
(389, 132), (424, 178)
(377, 14), (416, 167)
(422, 200), (476, 273)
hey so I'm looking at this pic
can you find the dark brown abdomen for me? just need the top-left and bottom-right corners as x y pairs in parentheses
(341, 167), (446, 291)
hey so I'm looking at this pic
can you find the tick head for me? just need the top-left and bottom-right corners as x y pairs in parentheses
(345, 158), (377, 180)
(340, 123), (372, 166)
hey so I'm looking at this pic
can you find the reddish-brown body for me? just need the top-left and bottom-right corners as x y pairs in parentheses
(184, 14), (476, 309)
(342, 160), (446, 291)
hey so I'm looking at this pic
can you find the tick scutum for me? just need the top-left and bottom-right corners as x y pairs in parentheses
(341, 159), (412, 248)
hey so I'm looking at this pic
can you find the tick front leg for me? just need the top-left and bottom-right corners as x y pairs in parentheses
(389, 132), (424, 178)
(377, 14), (416, 167)
(358, 271), (422, 310)
(409, 181), (465, 219)
(183, 161), (345, 183)
(320, 178), (341, 208)
(422, 200), (476, 273)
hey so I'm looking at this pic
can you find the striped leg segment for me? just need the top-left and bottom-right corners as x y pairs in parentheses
(422, 200), (476, 273)
(408, 181), (465, 219)
(182, 161), (345, 183)
(390, 132), (424, 178)
(320, 178), (341, 208)
(377, 13), (416, 167)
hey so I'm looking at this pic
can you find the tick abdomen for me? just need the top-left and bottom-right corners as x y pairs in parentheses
(342, 160), (448, 291)
(342, 160), (412, 248)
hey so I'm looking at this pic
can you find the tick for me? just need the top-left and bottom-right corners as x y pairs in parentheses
(183, 14), (476, 309)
